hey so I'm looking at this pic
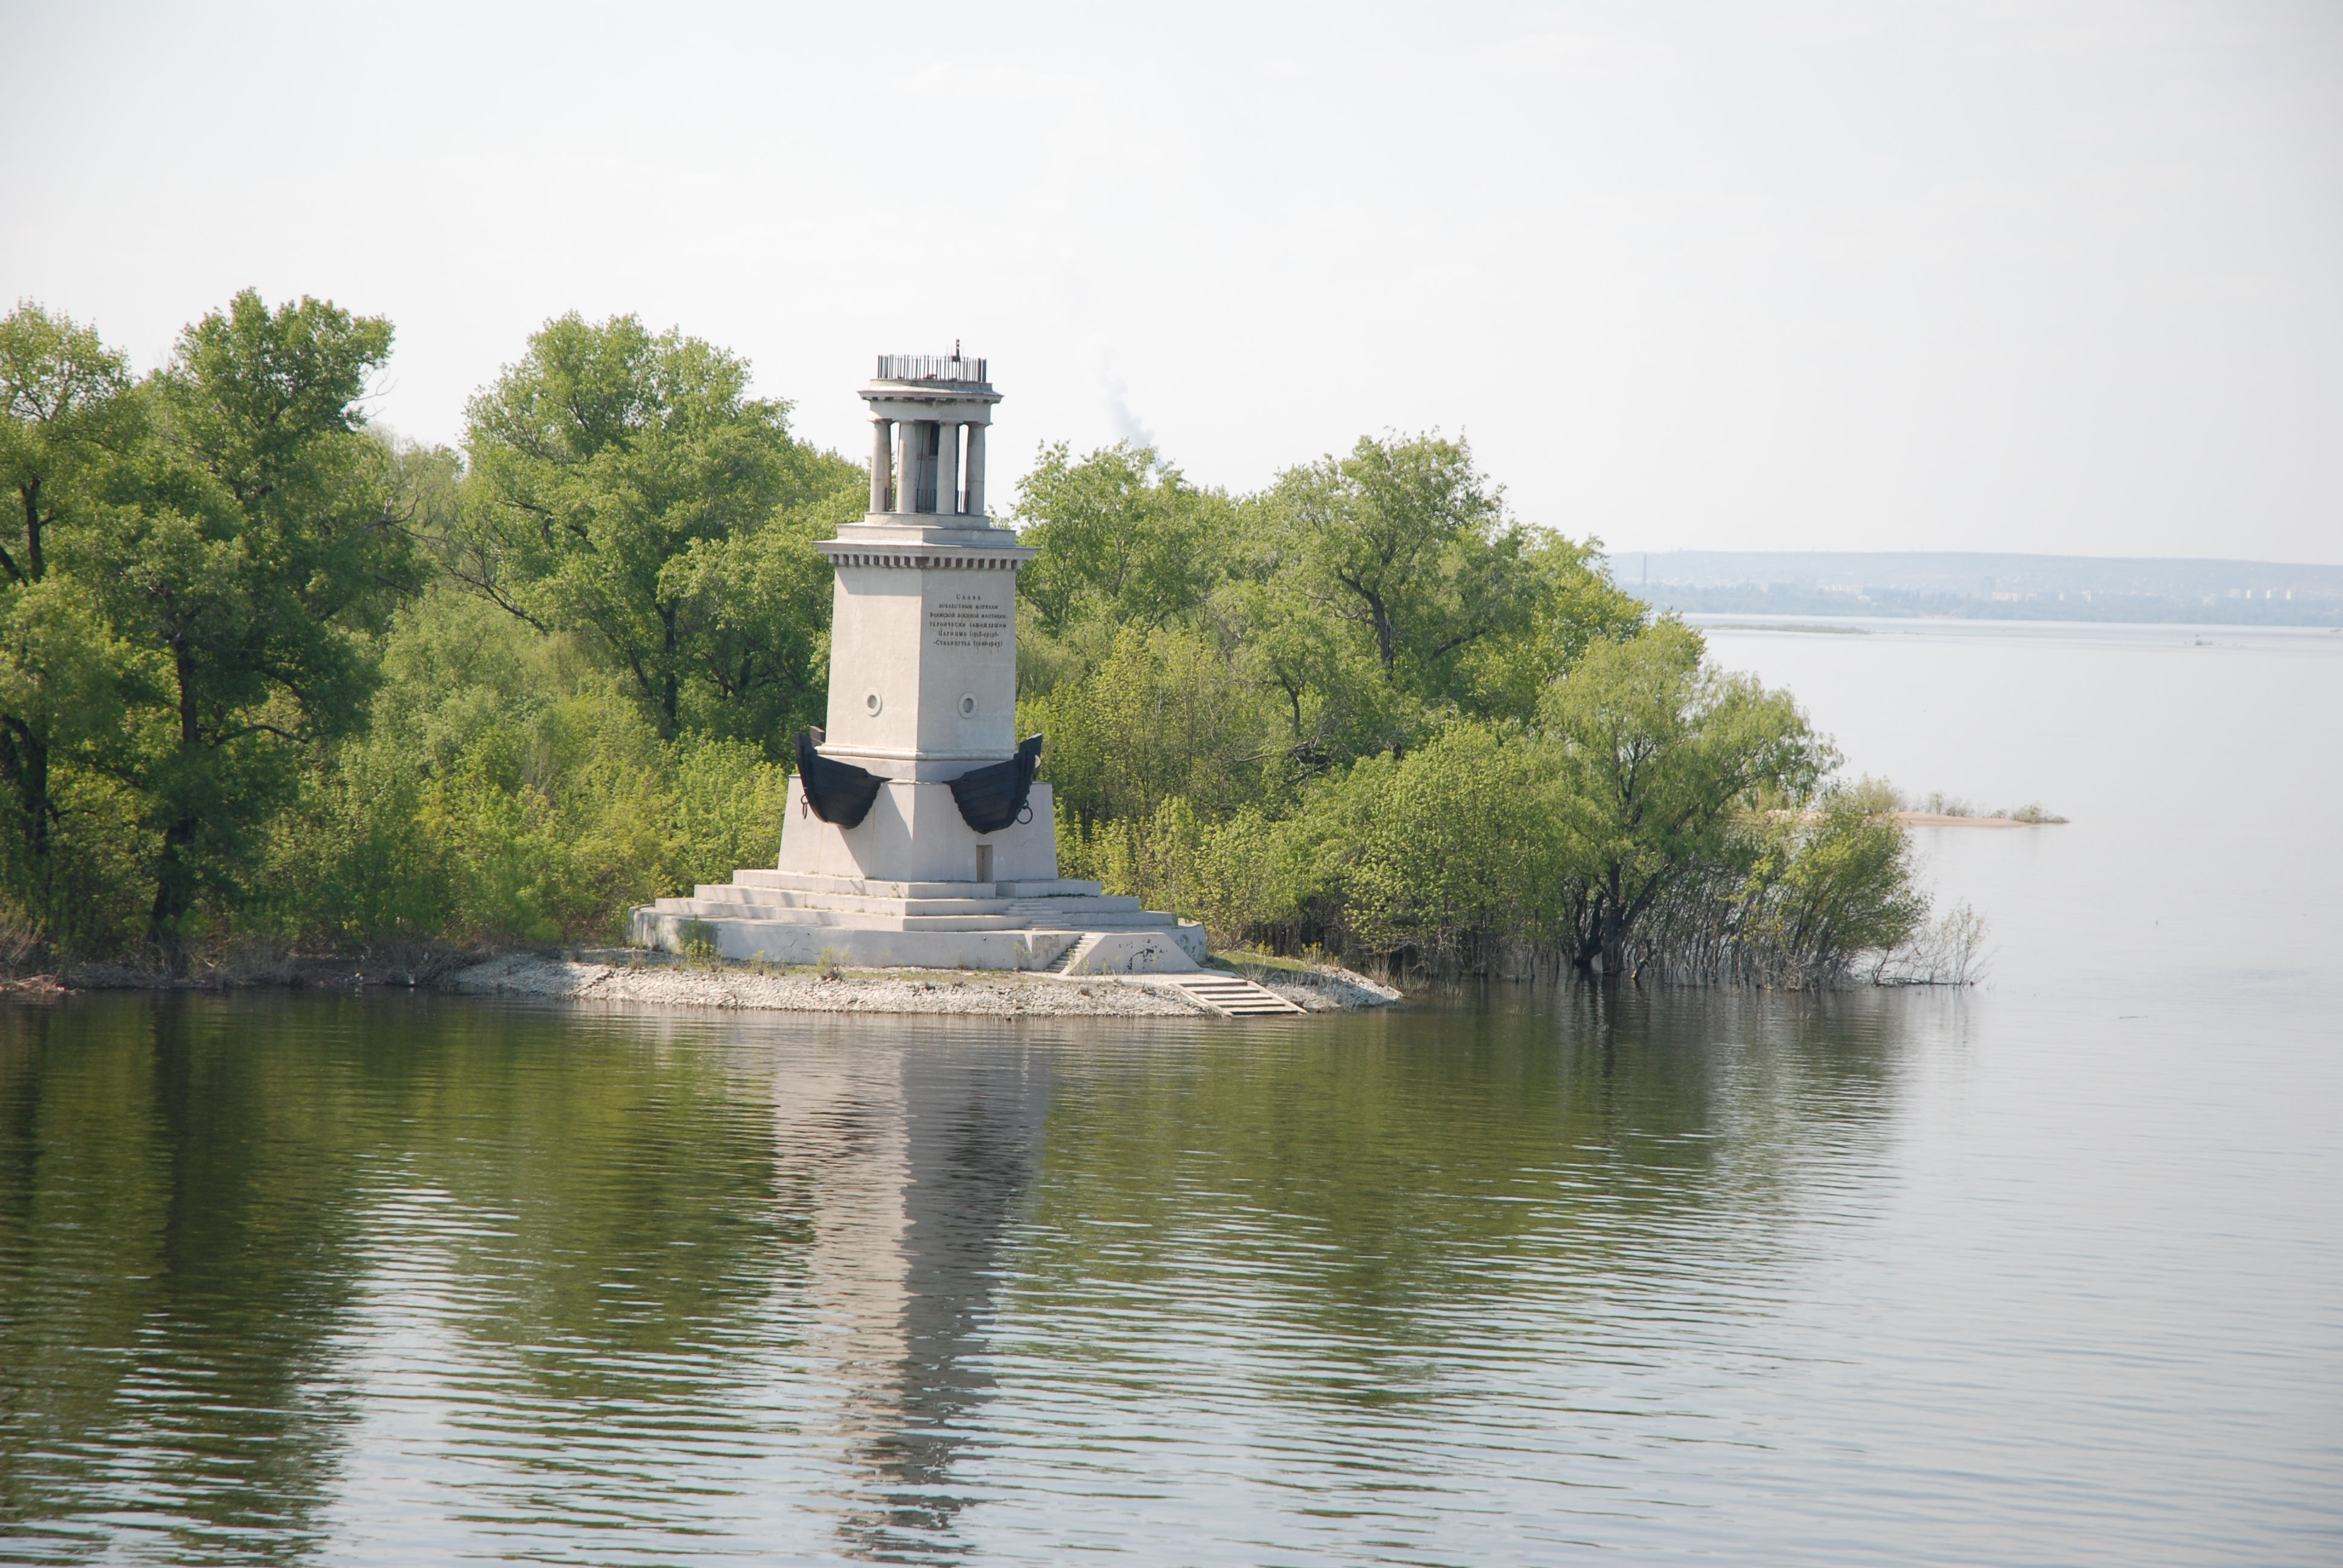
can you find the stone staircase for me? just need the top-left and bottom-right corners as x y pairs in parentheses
(1162, 972), (1308, 1017)
(1040, 934), (1102, 974)
(631, 871), (1206, 973)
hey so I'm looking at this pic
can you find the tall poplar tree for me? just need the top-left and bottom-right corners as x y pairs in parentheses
(93, 291), (421, 952)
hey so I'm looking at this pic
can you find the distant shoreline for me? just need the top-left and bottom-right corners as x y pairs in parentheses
(1604, 549), (2343, 629)
(1685, 610), (2343, 635)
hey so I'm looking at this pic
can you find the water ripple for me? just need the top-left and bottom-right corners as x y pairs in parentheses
(0, 989), (2334, 1564)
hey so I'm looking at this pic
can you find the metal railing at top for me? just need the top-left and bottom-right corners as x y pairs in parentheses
(875, 354), (989, 386)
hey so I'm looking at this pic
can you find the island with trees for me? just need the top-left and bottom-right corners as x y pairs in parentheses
(0, 295), (1961, 992)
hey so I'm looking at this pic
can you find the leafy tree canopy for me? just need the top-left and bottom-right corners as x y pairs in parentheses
(1013, 442), (1232, 637)
(0, 305), (140, 932)
(1, 303), (137, 586)
(1021, 431), (1657, 799)
(1537, 621), (1833, 973)
(456, 313), (862, 747)
(93, 290), (419, 949)
(1251, 433), (1530, 701)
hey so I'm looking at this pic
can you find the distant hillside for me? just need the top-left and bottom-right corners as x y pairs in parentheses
(1600, 551), (2343, 626)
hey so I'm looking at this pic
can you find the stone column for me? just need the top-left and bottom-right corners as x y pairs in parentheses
(894, 422), (917, 515)
(963, 422), (987, 518)
(913, 422), (937, 512)
(869, 418), (893, 512)
(937, 421), (961, 518)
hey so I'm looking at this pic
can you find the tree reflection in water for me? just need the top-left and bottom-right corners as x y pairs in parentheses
(0, 988), (1927, 1565)
(0, 997), (371, 1565)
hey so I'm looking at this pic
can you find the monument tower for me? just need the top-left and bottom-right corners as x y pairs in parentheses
(631, 354), (1204, 973)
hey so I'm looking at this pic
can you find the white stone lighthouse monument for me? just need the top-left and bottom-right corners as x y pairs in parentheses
(631, 354), (1204, 973)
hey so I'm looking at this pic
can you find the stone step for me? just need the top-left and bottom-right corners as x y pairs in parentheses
(734, 869), (1105, 901)
(695, 884), (1146, 920)
(1040, 933), (1101, 975)
(654, 901), (1031, 932)
(1163, 973), (1309, 1017)
(1003, 896), (1142, 917)
(696, 884), (1019, 916)
(654, 898), (1180, 936)
(632, 908), (1069, 972)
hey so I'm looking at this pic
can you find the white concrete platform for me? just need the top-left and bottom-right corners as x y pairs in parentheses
(629, 877), (1205, 972)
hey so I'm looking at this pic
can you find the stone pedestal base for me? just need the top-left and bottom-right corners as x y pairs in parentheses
(626, 776), (1205, 973)
(628, 869), (1206, 973)
(777, 776), (1057, 884)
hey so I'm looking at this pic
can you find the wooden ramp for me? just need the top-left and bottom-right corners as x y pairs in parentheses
(1164, 972), (1308, 1018)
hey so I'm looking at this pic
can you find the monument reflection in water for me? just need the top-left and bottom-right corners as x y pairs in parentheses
(776, 1027), (1052, 1557)
(0, 999), (1073, 1565)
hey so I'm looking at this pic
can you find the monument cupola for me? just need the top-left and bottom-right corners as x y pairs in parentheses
(860, 349), (1003, 523)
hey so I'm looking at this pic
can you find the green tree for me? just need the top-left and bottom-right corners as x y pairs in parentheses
(1460, 529), (1652, 722)
(1537, 622), (1830, 975)
(1333, 722), (1563, 967)
(659, 513), (842, 745)
(456, 313), (860, 747)
(0, 305), (139, 932)
(1254, 433), (1532, 705)
(1217, 432), (1556, 765)
(1731, 779), (1927, 981)
(1214, 555), (1415, 769)
(1012, 442), (1231, 637)
(0, 305), (134, 586)
(259, 583), (799, 950)
(93, 290), (420, 952)
(1023, 624), (1281, 826)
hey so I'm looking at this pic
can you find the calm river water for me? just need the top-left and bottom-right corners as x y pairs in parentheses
(2, 621), (2338, 1566)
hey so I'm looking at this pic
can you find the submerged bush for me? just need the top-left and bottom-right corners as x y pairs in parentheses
(1621, 780), (1928, 986)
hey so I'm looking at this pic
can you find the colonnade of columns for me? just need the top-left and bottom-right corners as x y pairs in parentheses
(867, 417), (989, 518)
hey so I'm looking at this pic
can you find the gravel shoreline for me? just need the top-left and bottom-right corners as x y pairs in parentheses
(2, 950), (1403, 1018)
(442, 953), (1401, 1018)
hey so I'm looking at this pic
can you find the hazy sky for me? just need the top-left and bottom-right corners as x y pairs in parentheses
(6, 1), (2339, 561)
